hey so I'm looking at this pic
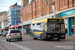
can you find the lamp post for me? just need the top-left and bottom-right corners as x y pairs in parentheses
(53, 0), (55, 18)
(21, 0), (23, 36)
(14, 7), (16, 29)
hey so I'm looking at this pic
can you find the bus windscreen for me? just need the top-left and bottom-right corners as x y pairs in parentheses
(47, 23), (65, 33)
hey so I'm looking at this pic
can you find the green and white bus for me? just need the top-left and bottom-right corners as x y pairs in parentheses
(30, 18), (66, 41)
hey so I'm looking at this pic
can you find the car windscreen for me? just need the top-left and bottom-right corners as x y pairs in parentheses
(10, 30), (20, 33)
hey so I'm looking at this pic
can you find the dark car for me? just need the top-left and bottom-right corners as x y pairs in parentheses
(1, 31), (8, 36)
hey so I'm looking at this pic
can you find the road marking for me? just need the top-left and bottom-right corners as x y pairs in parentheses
(0, 46), (4, 50)
(0, 39), (31, 50)
(63, 42), (75, 44)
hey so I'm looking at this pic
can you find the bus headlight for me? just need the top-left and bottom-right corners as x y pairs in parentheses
(61, 35), (65, 37)
(47, 35), (51, 37)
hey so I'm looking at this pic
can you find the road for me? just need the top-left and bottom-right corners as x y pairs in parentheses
(0, 35), (75, 50)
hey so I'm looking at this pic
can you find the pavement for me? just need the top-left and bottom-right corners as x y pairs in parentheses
(65, 36), (75, 42)
(0, 48), (2, 50)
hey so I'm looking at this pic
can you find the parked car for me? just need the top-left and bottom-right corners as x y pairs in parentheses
(1, 31), (8, 36)
(6, 29), (22, 42)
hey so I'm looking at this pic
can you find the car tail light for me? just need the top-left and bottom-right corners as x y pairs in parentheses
(9, 33), (11, 36)
(20, 33), (22, 35)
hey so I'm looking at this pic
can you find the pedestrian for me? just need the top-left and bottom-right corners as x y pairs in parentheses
(70, 27), (74, 36)
(65, 29), (67, 36)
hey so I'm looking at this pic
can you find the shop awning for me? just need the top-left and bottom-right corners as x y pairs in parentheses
(11, 25), (20, 28)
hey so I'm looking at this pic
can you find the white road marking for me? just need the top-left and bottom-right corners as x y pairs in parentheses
(0, 46), (4, 50)
(63, 42), (75, 44)
(0, 39), (31, 50)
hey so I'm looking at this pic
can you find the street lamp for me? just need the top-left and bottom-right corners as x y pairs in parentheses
(21, 0), (23, 36)
(53, 0), (55, 18)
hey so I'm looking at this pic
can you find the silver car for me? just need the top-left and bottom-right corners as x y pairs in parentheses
(6, 29), (22, 42)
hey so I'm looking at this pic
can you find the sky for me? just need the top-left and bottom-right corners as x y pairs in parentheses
(0, 0), (31, 12)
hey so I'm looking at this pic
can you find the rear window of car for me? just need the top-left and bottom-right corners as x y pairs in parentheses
(10, 30), (20, 33)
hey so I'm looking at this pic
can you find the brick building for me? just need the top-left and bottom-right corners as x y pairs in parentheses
(20, 0), (75, 35)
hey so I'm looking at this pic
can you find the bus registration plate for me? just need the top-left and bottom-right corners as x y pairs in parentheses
(55, 34), (57, 36)
(14, 34), (18, 36)
(54, 38), (58, 39)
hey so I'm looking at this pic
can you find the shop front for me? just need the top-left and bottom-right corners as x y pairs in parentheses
(61, 9), (75, 36)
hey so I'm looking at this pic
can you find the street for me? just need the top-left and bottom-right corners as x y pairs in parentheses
(0, 35), (75, 50)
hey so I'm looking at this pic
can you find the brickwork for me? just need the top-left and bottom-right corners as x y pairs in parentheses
(74, 0), (75, 6)
(21, 0), (75, 22)
(59, 0), (75, 11)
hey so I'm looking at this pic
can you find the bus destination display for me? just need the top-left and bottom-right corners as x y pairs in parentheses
(48, 19), (63, 22)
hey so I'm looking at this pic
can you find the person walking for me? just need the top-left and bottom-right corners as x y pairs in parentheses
(70, 27), (74, 36)
(65, 29), (67, 36)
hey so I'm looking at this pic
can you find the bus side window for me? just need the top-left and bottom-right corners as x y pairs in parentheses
(37, 23), (41, 25)
(33, 24), (35, 26)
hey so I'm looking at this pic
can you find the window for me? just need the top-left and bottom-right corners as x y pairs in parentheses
(11, 30), (20, 33)
(33, 24), (35, 26)
(37, 23), (41, 25)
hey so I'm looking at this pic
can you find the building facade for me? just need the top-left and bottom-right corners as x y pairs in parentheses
(20, 0), (75, 35)
(60, 0), (75, 36)
(61, 9), (75, 36)
(11, 5), (21, 25)
(0, 11), (7, 29)
(7, 9), (11, 28)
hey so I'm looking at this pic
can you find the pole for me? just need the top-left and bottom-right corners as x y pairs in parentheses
(15, 7), (16, 29)
(53, 0), (55, 18)
(15, 17), (16, 29)
(21, 0), (23, 36)
(22, 10), (23, 36)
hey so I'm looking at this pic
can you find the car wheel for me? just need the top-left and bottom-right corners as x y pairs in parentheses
(32, 34), (37, 40)
(17, 39), (19, 41)
(8, 39), (11, 42)
(40, 34), (45, 40)
(57, 39), (60, 41)
(20, 38), (22, 41)
(6, 38), (8, 41)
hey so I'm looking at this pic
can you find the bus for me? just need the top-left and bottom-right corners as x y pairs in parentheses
(30, 18), (66, 41)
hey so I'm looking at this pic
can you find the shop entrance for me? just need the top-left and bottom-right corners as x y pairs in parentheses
(71, 17), (75, 35)
(72, 25), (75, 35)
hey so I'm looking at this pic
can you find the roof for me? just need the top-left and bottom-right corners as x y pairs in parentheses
(32, 18), (63, 23)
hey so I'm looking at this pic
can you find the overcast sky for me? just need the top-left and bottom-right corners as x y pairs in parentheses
(0, 0), (31, 12)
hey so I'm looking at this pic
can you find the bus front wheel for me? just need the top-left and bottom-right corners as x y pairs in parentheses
(41, 35), (45, 40)
(32, 34), (37, 40)
(57, 39), (60, 41)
